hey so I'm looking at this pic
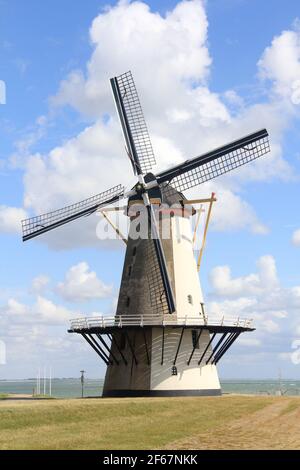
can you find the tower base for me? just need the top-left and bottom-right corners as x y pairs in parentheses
(68, 318), (254, 399)
(102, 388), (222, 397)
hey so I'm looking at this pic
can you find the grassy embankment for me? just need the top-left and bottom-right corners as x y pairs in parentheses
(0, 395), (300, 450)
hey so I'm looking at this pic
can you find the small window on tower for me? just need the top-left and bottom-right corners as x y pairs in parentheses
(172, 366), (178, 376)
(192, 330), (200, 349)
(188, 295), (193, 305)
(126, 297), (131, 308)
(128, 266), (132, 277)
(132, 247), (137, 256)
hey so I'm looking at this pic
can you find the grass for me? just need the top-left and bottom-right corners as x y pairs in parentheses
(0, 394), (8, 400)
(0, 395), (299, 450)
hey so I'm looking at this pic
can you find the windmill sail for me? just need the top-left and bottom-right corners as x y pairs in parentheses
(146, 204), (176, 314)
(156, 129), (270, 193)
(111, 71), (156, 175)
(22, 184), (125, 242)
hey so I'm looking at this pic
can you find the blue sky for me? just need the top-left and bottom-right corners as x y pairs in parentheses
(0, 0), (300, 381)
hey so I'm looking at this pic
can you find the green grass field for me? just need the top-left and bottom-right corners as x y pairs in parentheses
(0, 395), (299, 450)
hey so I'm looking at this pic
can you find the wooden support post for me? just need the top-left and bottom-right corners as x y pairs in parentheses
(173, 327), (185, 366)
(100, 211), (127, 245)
(110, 334), (128, 366)
(82, 333), (109, 365)
(197, 193), (216, 272)
(125, 331), (138, 365)
(97, 334), (119, 365)
(142, 329), (150, 366)
(214, 333), (241, 365)
(161, 327), (165, 366)
(87, 334), (112, 364)
(212, 333), (235, 364)
(198, 332), (216, 365)
(206, 333), (228, 365)
(192, 205), (204, 249)
(187, 329), (203, 366)
(182, 197), (217, 205)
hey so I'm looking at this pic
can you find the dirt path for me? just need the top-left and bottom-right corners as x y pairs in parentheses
(165, 398), (300, 450)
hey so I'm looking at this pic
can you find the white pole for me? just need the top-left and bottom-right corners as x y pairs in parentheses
(43, 366), (46, 396)
(38, 368), (40, 395)
(49, 367), (52, 397)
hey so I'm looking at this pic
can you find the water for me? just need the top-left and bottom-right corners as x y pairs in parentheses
(0, 378), (104, 398)
(1, 378), (300, 398)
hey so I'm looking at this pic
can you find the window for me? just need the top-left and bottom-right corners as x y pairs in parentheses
(126, 297), (131, 308)
(172, 366), (178, 376)
(192, 330), (200, 349)
(188, 295), (193, 305)
(132, 247), (137, 256)
(128, 266), (132, 277)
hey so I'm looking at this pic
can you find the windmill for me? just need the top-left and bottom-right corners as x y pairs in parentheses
(22, 71), (270, 396)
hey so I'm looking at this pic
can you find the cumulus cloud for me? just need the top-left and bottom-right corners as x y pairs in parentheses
(209, 255), (278, 297)
(18, 0), (300, 249)
(1, 296), (75, 325)
(56, 262), (113, 303)
(258, 27), (300, 105)
(1, 0), (299, 251)
(207, 255), (300, 356)
(0, 205), (27, 234)
(30, 275), (50, 294)
(292, 228), (300, 246)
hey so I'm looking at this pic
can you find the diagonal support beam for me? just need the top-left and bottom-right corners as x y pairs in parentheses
(125, 331), (138, 365)
(97, 334), (119, 365)
(198, 333), (217, 366)
(173, 327), (185, 366)
(110, 334), (128, 366)
(206, 333), (228, 365)
(187, 329), (203, 366)
(100, 211), (127, 245)
(87, 334), (112, 364)
(197, 193), (215, 272)
(214, 332), (241, 365)
(143, 329), (150, 366)
(82, 333), (109, 366)
(161, 327), (165, 366)
(212, 333), (235, 364)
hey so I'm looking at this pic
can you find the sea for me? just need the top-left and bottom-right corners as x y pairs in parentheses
(1, 378), (300, 398)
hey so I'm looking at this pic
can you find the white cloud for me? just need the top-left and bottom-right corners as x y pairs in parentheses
(261, 319), (281, 334)
(258, 28), (300, 105)
(0, 205), (27, 234)
(21, 0), (288, 248)
(207, 255), (300, 354)
(1, 296), (75, 325)
(208, 188), (269, 234)
(31, 275), (50, 294)
(209, 255), (278, 297)
(11, 1), (300, 249)
(57, 262), (113, 303)
(238, 337), (261, 347)
(292, 228), (300, 246)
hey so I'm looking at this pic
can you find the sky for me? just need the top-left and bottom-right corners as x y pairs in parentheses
(0, 0), (300, 381)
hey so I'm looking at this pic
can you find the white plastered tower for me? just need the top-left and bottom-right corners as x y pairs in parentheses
(102, 188), (221, 397)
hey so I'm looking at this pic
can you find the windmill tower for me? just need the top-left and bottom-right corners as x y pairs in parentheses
(22, 71), (270, 397)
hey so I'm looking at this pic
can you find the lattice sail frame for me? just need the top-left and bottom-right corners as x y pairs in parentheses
(157, 130), (270, 194)
(146, 237), (170, 317)
(113, 71), (156, 174)
(22, 185), (125, 241)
